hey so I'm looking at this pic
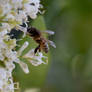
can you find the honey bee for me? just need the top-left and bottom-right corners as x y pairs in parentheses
(27, 27), (56, 54)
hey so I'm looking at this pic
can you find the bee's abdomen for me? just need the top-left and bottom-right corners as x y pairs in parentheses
(35, 37), (44, 44)
(43, 43), (49, 53)
(35, 39), (41, 44)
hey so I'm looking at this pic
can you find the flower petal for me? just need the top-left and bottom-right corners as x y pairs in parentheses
(18, 61), (29, 74)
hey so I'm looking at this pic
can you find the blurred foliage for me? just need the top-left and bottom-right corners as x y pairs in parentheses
(41, 0), (92, 92)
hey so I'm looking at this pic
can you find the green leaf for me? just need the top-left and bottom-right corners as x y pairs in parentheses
(0, 23), (2, 26)
(32, 15), (46, 30)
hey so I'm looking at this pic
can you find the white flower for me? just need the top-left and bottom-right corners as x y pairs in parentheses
(16, 11), (27, 22)
(0, 51), (4, 61)
(0, 0), (47, 91)
(24, 0), (40, 19)
(18, 41), (29, 56)
(0, 68), (15, 92)
(0, 0), (41, 28)
(23, 49), (48, 66)
(5, 60), (15, 72)
(18, 61), (29, 74)
(0, 1), (11, 16)
(1, 23), (11, 32)
(15, 42), (29, 74)
(11, 0), (23, 9)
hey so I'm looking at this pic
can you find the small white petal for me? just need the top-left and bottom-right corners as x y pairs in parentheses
(24, 49), (48, 66)
(18, 61), (29, 74)
(18, 41), (29, 56)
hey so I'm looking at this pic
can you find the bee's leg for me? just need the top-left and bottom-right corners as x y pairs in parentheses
(34, 45), (40, 54)
(39, 46), (41, 52)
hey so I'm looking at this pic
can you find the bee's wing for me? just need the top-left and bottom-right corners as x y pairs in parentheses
(48, 40), (56, 48)
(43, 30), (55, 35)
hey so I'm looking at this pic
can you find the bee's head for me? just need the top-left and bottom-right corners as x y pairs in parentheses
(27, 27), (41, 37)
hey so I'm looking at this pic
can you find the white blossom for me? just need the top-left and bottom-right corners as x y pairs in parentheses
(0, 68), (15, 92)
(18, 41), (29, 56)
(18, 61), (29, 74)
(0, 0), (47, 91)
(23, 49), (48, 66)
(0, 0), (41, 28)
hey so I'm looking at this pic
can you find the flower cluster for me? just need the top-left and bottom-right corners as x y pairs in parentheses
(0, 0), (47, 92)
(0, 0), (41, 29)
(0, 68), (14, 92)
